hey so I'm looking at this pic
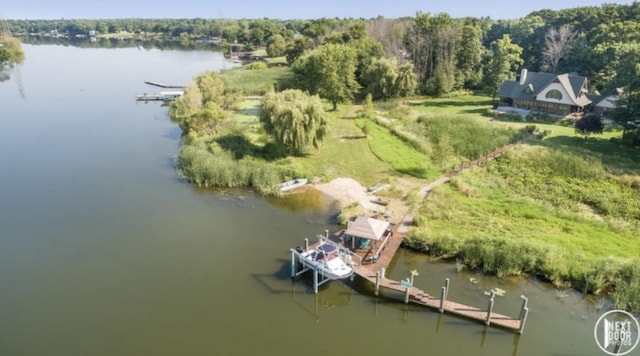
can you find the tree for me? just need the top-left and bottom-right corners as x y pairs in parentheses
(362, 57), (398, 99)
(456, 22), (484, 88)
(169, 71), (238, 136)
(266, 34), (286, 57)
(574, 113), (604, 138)
(542, 25), (577, 73)
(406, 12), (458, 94)
(603, 43), (640, 145)
(484, 34), (523, 104)
(395, 62), (417, 98)
(292, 43), (360, 110)
(285, 37), (311, 64)
(0, 35), (24, 66)
(259, 89), (329, 155)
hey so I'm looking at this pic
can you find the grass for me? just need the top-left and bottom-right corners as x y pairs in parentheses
(172, 87), (640, 310)
(280, 104), (398, 186)
(355, 117), (440, 180)
(219, 65), (294, 96)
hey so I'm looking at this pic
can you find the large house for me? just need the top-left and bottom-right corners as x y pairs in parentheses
(497, 69), (592, 116)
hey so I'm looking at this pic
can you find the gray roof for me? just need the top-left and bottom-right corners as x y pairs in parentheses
(498, 71), (591, 107)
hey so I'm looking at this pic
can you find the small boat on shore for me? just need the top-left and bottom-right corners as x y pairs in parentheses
(296, 238), (354, 280)
(279, 178), (308, 192)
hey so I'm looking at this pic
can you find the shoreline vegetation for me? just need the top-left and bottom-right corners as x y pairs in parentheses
(99, 3), (640, 312)
(169, 61), (640, 312)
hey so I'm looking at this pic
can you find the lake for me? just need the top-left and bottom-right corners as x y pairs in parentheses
(0, 43), (616, 355)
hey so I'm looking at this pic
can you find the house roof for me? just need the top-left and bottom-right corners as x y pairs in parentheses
(343, 216), (390, 241)
(498, 70), (591, 107)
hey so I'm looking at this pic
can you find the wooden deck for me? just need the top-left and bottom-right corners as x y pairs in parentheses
(351, 214), (527, 333)
(294, 140), (533, 333)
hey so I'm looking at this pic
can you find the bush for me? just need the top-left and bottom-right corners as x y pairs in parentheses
(176, 144), (296, 196)
(244, 61), (268, 70)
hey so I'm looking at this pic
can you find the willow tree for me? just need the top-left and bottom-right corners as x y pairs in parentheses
(260, 89), (328, 155)
(362, 57), (398, 99)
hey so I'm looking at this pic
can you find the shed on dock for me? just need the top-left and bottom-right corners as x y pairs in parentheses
(343, 216), (391, 250)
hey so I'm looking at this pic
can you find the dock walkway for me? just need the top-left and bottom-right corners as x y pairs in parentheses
(294, 139), (531, 333)
(143, 80), (186, 89)
(351, 213), (527, 333)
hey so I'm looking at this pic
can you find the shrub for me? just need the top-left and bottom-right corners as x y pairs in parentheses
(244, 61), (268, 70)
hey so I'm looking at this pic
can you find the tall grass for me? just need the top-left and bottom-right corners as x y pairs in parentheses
(417, 114), (523, 161)
(406, 138), (640, 310)
(176, 143), (297, 195)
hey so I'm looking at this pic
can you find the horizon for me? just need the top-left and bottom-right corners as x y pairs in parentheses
(2, 0), (638, 21)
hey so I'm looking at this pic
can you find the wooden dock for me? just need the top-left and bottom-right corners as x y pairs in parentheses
(144, 80), (186, 89)
(135, 90), (184, 101)
(350, 213), (528, 334)
(292, 137), (535, 333)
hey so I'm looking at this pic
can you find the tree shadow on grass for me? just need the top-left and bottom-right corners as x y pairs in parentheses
(408, 98), (494, 108)
(397, 166), (431, 179)
(460, 107), (495, 118)
(216, 134), (310, 161)
(216, 134), (257, 159)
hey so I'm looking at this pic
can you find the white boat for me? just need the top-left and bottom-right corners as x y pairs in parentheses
(279, 178), (308, 192)
(297, 238), (354, 280)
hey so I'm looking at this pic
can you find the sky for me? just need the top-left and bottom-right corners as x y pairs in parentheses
(1, 0), (637, 20)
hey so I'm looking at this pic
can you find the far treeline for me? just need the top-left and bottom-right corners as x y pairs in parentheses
(8, 2), (640, 141)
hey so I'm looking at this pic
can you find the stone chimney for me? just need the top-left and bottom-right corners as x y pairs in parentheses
(519, 69), (528, 85)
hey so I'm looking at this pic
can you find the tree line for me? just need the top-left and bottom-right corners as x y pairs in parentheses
(9, 2), (640, 144)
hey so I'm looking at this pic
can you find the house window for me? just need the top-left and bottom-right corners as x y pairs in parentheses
(546, 89), (563, 100)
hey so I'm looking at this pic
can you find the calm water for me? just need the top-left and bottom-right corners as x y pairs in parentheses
(0, 44), (614, 355)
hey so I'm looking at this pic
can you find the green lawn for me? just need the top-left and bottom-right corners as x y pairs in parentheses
(223, 93), (640, 308)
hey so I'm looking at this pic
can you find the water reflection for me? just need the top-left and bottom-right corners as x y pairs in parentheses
(290, 282), (353, 321)
(265, 187), (335, 214)
(22, 36), (223, 51)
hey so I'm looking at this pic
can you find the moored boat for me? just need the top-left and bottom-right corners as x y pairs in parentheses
(296, 237), (354, 280)
(279, 178), (308, 192)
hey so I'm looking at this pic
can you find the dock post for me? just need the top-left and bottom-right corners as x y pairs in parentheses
(304, 238), (309, 250)
(444, 278), (450, 300)
(290, 250), (296, 278)
(325, 229), (329, 239)
(518, 295), (529, 334)
(313, 267), (319, 294)
(381, 267), (386, 279)
(375, 271), (380, 296)
(439, 286), (446, 313)
(404, 284), (410, 304)
(485, 291), (495, 325)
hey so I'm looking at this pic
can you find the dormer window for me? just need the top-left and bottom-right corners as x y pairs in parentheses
(524, 84), (534, 93)
(546, 89), (563, 100)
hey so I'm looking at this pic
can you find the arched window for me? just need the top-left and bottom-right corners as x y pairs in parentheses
(545, 89), (563, 100)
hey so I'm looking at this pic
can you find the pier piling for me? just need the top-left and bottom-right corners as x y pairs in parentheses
(485, 291), (496, 326)
(518, 296), (529, 334)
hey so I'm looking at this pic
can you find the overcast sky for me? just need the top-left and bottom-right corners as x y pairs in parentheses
(2, 0), (637, 20)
